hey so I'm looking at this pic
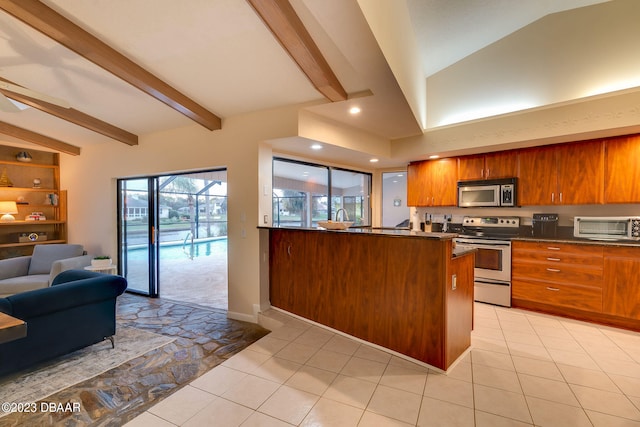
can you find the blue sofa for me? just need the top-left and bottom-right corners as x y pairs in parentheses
(0, 270), (127, 377)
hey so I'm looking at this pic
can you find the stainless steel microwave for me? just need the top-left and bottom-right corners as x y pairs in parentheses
(457, 178), (517, 208)
(574, 216), (640, 240)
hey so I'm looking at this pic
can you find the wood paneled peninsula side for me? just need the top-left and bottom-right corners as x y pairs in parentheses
(265, 227), (475, 371)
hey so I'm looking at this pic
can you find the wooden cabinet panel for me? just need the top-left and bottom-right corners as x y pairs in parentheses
(518, 146), (557, 205)
(518, 141), (603, 205)
(556, 141), (604, 205)
(512, 279), (602, 312)
(458, 151), (518, 181)
(407, 158), (457, 207)
(512, 260), (603, 285)
(603, 247), (640, 320)
(431, 158), (457, 206)
(269, 229), (474, 370)
(605, 135), (640, 203)
(511, 241), (604, 312)
(457, 155), (485, 181)
(485, 151), (518, 179)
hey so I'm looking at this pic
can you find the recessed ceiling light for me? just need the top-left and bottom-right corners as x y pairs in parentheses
(349, 106), (361, 115)
(396, 174), (404, 177)
(429, 155), (440, 159)
(311, 144), (322, 150)
(369, 158), (379, 163)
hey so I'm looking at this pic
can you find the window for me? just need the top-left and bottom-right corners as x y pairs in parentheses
(272, 158), (371, 227)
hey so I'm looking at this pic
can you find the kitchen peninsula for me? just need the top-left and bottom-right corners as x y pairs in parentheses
(265, 226), (475, 371)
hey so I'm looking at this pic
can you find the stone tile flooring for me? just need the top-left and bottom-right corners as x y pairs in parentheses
(0, 293), (269, 427)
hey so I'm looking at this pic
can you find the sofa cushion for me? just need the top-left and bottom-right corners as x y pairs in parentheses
(28, 244), (84, 275)
(0, 274), (50, 297)
(7, 272), (127, 320)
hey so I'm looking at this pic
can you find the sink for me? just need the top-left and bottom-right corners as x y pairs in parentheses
(318, 221), (354, 230)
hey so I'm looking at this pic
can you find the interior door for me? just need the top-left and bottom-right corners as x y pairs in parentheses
(118, 178), (159, 296)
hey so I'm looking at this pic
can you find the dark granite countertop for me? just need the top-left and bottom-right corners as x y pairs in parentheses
(260, 225), (458, 240)
(512, 235), (640, 247)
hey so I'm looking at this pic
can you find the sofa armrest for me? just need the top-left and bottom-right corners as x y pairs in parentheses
(0, 256), (31, 280)
(48, 254), (94, 284)
(6, 272), (127, 319)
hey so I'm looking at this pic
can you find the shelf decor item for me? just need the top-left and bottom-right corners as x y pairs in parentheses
(0, 169), (13, 187)
(15, 151), (32, 162)
(0, 201), (18, 221)
(91, 256), (112, 268)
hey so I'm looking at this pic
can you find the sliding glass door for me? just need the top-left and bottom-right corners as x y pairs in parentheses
(117, 170), (228, 307)
(118, 178), (159, 296)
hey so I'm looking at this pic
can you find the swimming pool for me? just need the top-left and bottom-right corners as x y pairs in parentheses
(127, 238), (227, 261)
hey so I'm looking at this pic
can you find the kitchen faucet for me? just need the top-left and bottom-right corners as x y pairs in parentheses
(335, 208), (350, 221)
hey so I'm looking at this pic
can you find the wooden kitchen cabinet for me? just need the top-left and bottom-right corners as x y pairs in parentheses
(269, 228), (474, 370)
(604, 135), (640, 203)
(458, 151), (518, 181)
(603, 247), (640, 320)
(512, 241), (604, 312)
(518, 141), (604, 205)
(407, 158), (457, 207)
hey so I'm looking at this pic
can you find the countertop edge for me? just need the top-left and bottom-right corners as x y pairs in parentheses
(258, 226), (457, 240)
(512, 236), (640, 247)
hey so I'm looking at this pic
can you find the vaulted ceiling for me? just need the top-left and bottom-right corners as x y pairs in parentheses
(0, 0), (636, 168)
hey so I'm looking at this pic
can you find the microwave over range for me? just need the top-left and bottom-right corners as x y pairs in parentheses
(457, 178), (517, 208)
(574, 216), (640, 241)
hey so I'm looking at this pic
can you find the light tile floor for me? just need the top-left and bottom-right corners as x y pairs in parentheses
(125, 303), (640, 426)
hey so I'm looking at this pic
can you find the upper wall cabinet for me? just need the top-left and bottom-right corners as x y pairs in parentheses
(458, 151), (518, 181)
(407, 158), (457, 207)
(518, 140), (604, 206)
(604, 135), (640, 203)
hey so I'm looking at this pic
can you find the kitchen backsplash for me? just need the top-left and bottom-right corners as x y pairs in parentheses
(410, 204), (640, 230)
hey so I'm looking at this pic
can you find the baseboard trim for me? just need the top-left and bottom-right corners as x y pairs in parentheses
(226, 310), (257, 323)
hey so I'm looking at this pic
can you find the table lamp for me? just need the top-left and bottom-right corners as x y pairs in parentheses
(0, 201), (18, 221)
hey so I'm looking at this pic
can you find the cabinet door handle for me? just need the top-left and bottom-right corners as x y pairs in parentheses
(546, 287), (560, 291)
(547, 247), (561, 251)
(551, 192), (555, 203)
(287, 245), (291, 256)
(486, 168), (490, 178)
(481, 169), (484, 178)
(559, 192), (563, 203)
(547, 257), (561, 261)
(546, 268), (561, 272)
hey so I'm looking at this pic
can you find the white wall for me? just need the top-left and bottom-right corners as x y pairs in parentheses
(59, 105), (299, 322)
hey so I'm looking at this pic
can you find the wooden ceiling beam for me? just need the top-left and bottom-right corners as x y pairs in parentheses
(0, 121), (81, 155)
(0, 78), (138, 146)
(0, 0), (222, 131)
(247, 0), (347, 102)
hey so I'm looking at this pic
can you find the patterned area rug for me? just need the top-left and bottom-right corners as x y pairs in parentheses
(0, 326), (174, 415)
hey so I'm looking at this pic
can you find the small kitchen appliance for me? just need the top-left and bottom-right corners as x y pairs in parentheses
(532, 213), (558, 238)
(457, 178), (517, 208)
(574, 216), (640, 240)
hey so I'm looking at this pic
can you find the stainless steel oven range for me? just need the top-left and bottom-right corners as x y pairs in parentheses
(454, 216), (520, 307)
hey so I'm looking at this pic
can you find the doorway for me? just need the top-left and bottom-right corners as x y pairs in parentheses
(117, 169), (228, 309)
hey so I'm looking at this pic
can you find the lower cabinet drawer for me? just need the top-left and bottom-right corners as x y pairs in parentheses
(512, 280), (603, 312)
(512, 261), (603, 286)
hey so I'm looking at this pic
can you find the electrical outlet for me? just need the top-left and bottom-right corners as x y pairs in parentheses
(264, 214), (269, 224)
(451, 274), (457, 290)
